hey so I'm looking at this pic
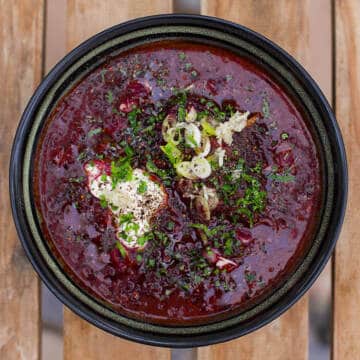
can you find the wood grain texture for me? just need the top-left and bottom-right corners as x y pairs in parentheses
(202, 0), (332, 99)
(198, 299), (308, 360)
(66, 0), (173, 50)
(200, 1), (332, 359)
(0, 1), (44, 359)
(63, 1), (172, 359)
(333, 1), (360, 359)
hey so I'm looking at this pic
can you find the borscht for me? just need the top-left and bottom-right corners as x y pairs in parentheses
(33, 41), (321, 325)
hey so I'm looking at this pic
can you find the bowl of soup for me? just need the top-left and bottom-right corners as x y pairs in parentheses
(10, 15), (347, 347)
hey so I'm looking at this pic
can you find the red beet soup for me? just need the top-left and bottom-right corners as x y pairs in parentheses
(33, 41), (322, 325)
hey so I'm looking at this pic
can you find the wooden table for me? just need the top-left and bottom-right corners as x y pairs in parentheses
(0, 1), (357, 359)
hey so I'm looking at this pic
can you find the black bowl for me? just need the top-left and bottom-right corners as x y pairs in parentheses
(10, 14), (347, 347)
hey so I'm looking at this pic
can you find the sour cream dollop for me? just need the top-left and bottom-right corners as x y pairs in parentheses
(85, 162), (167, 249)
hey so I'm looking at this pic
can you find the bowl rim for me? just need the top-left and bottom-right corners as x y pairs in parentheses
(9, 14), (348, 348)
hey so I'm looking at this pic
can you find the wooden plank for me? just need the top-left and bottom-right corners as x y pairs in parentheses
(66, 0), (173, 50)
(199, 1), (332, 359)
(63, 1), (172, 359)
(0, 1), (44, 359)
(333, 1), (360, 359)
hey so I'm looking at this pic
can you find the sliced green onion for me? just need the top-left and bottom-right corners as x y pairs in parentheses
(184, 123), (201, 148)
(200, 117), (216, 136)
(196, 136), (211, 157)
(185, 106), (197, 123)
(191, 156), (211, 179)
(176, 161), (197, 179)
(160, 142), (182, 166)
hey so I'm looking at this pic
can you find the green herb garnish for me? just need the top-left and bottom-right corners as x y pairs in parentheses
(111, 157), (133, 187)
(178, 52), (186, 61)
(166, 221), (175, 231)
(87, 127), (102, 138)
(105, 90), (114, 104)
(268, 171), (295, 183)
(262, 97), (270, 118)
(99, 195), (108, 209)
(184, 62), (192, 71)
(245, 272), (256, 283)
(160, 142), (182, 166)
(224, 238), (233, 256)
(127, 107), (141, 134)
(124, 145), (134, 157)
(137, 180), (148, 194)
(116, 242), (127, 258)
(178, 105), (186, 121)
(119, 213), (134, 225)
(69, 176), (84, 183)
(100, 69), (107, 83)
(148, 258), (156, 268)
(77, 151), (87, 161)
(281, 132), (289, 140)
(146, 160), (171, 183)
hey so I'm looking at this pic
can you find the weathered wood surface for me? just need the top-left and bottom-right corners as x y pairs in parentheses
(62, 1), (172, 359)
(333, 0), (360, 359)
(0, 0), (44, 359)
(199, 1), (332, 359)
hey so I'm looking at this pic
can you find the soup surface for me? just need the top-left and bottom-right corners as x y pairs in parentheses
(34, 41), (321, 325)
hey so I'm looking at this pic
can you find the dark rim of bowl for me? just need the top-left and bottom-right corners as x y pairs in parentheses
(10, 14), (348, 348)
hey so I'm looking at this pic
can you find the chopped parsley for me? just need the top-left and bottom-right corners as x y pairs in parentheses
(147, 258), (156, 268)
(262, 97), (270, 118)
(77, 151), (87, 161)
(189, 223), (223, 238)
(137, 180), (148, 194)
(268, 171), (295, 183)
(237, 179), (267, 214)
(100, 69), (107, 83)
(177, 105), (186, 121)
(218, 159), (267, 226)
(119, 213), (134, 225)
(111, 157), (133, 188)
(160, 142), (182, 166)
(184, 62), (192, 71)
(281, 132), (289, 140)
(105, 90), (114, 104)
(127, 107), (141, 134)
(87, 127), (102, 138)
(124, 222), (140, 233)
(178, 52), (186, 61)
(224, 238), (233, 256)
(146, 159), (172, 185)
(124, 145), (134, 157)
(166, 221), (175, 231)
(245, 271), (257, 283)
(137, 232), (154, 246)
(68, 176), (84, 183)
(116, 242), (127, 258)
(99, 194), (108, 209)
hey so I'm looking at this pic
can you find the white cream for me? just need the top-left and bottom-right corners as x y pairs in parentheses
(215, 111), (250, 145)
(85, 164), (166, 249)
